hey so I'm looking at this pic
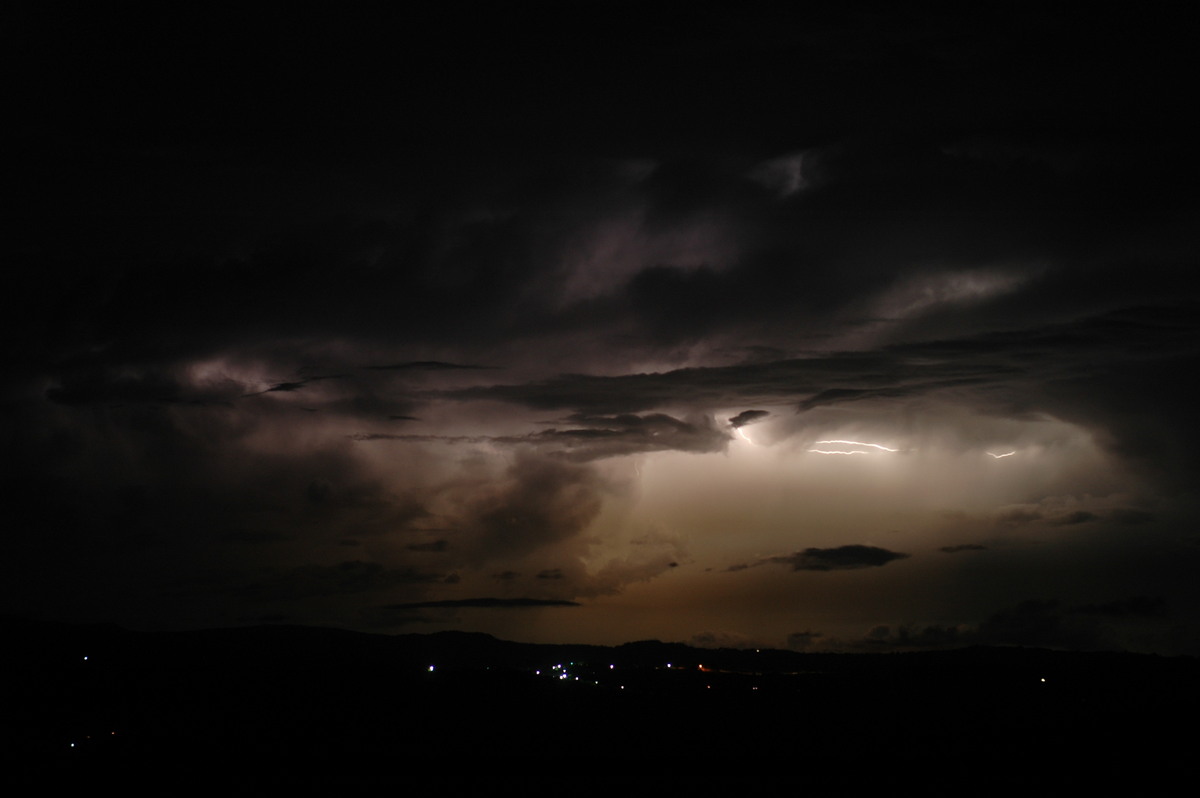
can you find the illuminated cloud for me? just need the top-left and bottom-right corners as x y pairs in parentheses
(749, 151), (810, 197)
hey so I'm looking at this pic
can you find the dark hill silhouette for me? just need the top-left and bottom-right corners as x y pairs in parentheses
(4, 616), (1195, 789)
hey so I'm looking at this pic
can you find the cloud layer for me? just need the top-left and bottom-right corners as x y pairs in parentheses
(5, 5), (1198, 652)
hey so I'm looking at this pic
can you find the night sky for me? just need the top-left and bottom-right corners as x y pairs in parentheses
(8, 4), (1200, 654)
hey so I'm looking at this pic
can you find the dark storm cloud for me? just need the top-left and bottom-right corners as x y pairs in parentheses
(442, 307), (1200, 478)
(728, 409), (769, 428)
(727, 546), (910, 573)
(365, 361), (491, 371)
(247, 374), (349, 396)
(13, 7), (1198, 382)
(771, 546), (910, 572)
(36, 142), (1188, 421)
(525, 413), (730, 460)
(939, 544), (987, 554)
(460, 453), (604, 563)
(346, 433), (492, 443)
(7, 3), (1199, 649)
(383, 598), (580, 610)
(993, 501), (1158, 531)
(348, 413), (729, 461)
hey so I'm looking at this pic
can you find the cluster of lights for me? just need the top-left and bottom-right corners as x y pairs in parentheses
(541, 663), (576, 681)
(533, 662), (614, 686)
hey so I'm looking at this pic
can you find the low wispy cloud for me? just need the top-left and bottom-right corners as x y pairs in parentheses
(383, 597), (580, 609)
(730, 545), (910, 573)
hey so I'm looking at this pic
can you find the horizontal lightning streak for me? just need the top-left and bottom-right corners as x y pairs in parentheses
(814, 440), (898, 452)
(987, 451), (1016, 459)
(807, 449), (871, 455)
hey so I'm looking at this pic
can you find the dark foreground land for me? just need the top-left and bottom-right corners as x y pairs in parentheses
(4, 617), (1196, 790)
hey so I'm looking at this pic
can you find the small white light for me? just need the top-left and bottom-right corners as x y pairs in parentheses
(428, 665), (435, 672)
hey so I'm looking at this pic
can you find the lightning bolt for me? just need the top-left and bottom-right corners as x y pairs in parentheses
(986, 451), (1016, 459)
(736, 427), (755, 445)
(808, 439), (899, 454)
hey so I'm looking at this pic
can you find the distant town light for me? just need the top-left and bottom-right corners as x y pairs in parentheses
(428, 665), (435, 672)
